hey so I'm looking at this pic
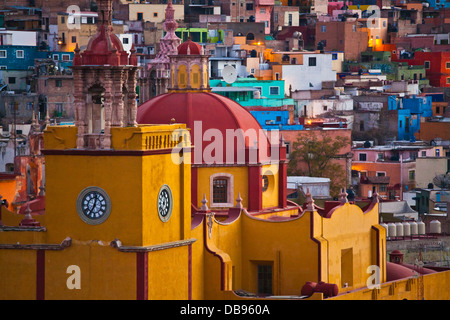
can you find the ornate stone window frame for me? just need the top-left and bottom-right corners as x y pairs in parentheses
(210, 173), (234, 208)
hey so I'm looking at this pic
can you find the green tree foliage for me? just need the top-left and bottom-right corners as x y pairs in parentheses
(287, 131), (350, 197)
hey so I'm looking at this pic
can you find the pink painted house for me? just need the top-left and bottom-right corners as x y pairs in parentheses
(255, 0), (274, 34)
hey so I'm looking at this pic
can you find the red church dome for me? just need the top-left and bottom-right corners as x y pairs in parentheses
(137, 92), (273, 164)
(177, 39), (202, 55)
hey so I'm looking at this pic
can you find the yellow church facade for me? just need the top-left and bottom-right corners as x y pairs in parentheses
(1, 123), (450, 300)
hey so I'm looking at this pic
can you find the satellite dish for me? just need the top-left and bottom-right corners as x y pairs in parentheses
(222, 65), (237, 84)
(433, 174), (450, 189)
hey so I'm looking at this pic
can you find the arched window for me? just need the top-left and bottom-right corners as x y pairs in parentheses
(246, 33), (255, 41)
(210, 173), (234, 207)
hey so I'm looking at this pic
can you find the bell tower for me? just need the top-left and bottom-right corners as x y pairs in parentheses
(71, 0), (139, 150)
(147, 0), (182, 98)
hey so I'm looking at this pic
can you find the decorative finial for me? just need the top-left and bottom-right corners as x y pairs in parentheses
(200, 194), (209, 211)
(338, 188), (348, 203)
(235, 192), (243, 209)
(305, 188), (315, 211)
(372, 191), (381, 203)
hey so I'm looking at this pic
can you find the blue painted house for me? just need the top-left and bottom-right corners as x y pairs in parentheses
(249, 109), (303, 131)
(390, 95), (433, 141)
(0, 46), (73, 91)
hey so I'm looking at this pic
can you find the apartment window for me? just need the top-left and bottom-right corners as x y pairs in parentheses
(0, 66), (6, 70)
(321, 25), (326, 32)
(352, 25), (356, 32)
(257, 264), (273, 296)
(274, 13), (278, 23)
(53, 54), (59, 61)
(137, 12), (143, 21)
(376, 172), (386, 177)
(62, 54), (70, 61)
(424, 61), (430, 69)
(447, 77), (450, 84)
(421, 150), (426, 157)
(308, 57), (317, 67)
(323, 105), (327, 111)
(250, 68), (255, 74)
(436, 149), (441, 157)
(379, 185), (387, 192)
(288, 14), (292, 26)
(71, 36), (77, 43)
(0, 50), (6, 58)
(409, 170), (415, 181)
(246, 3), (253, 10)
(446, 62), (450, 69)
(153, 12), (158, 17)
(55, 79), (62, 87)
(436, 106), (440, 114)
(61, 16), (65, 24)
(260, 8), (266, 13)
(332, 53), (338, 60)
(359, 153), (367, 161)
(8, 77), (16, 84)
(122, 37), (129, 44)
(377, 153), (383, 160)
(269, 86), (279, 95)
(16, 50), (24, 58)
(360, 120), (365, 131)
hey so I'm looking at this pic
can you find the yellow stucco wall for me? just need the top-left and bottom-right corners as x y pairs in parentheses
(45, 243), (136, 300)
(0, 249), (37, 300)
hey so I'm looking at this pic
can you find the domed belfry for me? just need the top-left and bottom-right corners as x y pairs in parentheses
(71, 0), (139, 149)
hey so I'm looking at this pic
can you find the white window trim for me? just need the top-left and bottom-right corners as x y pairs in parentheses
(210, 173), (234, 208)
(0, 50), (7, 58)
(16, 50), (24, 58)
(376, 171), (386, 177)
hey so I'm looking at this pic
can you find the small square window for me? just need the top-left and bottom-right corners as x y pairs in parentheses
(446, 62), (450, 69)
(55, 79), (62, 87)
(0, 50), (6, 58)
(8, 77), (16, 84)
(71, 36), (77, 43)
(269, 86), (279, 95)
(321, 25), (326, 32)
(425, 61), (430, 69)
(359, 153), (367, 161)
(16, 50), (24, 58)
(308, 57), (317, 66)
(153, 12), (158, 17)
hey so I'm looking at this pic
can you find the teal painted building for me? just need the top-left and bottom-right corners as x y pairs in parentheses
(209, 78), (294, 107)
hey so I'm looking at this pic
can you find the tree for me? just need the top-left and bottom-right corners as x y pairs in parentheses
(287, 131), (350, 197)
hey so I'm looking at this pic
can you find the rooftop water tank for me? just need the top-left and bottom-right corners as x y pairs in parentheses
(418, 221), (426, 235)
(380, 223), (389, 237)
(403, 222), (411, 237)
(396, 222), (404, 237)
(430, 220), (441, 234)
(388, 223), (397, 238)
(410, 221), (418, 235)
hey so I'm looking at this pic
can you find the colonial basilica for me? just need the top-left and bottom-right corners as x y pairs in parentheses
(1, 0), (449, 300)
